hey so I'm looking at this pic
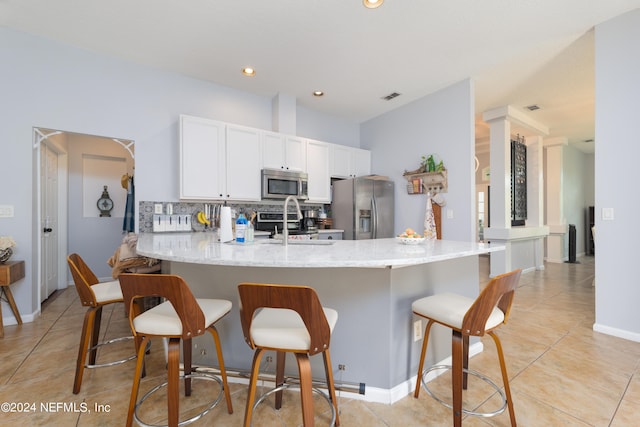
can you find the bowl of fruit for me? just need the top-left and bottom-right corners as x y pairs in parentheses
(396, 228), (425, 245)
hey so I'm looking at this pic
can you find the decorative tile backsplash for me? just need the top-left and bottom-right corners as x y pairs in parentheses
(139, 201), (325, 233)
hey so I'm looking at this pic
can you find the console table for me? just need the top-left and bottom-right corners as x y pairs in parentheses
(0, 260), (24, 337)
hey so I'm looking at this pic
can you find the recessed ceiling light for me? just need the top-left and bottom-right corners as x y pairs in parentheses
(313, 91), (324, 97)
(363, 0), (384, 9)
(242, 67), (256, 77)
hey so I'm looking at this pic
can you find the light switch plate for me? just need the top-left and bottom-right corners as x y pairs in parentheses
(0, 205), (14, 218)
(602, 208), (614, 221)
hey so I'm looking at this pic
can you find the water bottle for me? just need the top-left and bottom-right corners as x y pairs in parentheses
(236, 213), (248, 243)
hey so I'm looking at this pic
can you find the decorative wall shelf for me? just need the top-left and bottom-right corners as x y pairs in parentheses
(403, 170), (448, 194)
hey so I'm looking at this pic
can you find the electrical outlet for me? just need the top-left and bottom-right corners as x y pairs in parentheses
(266, 356), (273, 363)
(413, 320), (423, 342)
(154, 203), (163, 214)
(338, 364), (346, 371)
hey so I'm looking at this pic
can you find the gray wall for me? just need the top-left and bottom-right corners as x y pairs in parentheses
(361, 79), (476, 241)
(67, 134), (134, 279)
(594, 9), (640, 340)
(0, 27), (360, 318)
(562, 145), (594, 257)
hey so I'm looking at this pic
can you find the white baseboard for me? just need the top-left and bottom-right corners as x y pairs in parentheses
(334, 341), (485, 405)
(593, 323), (640, 343)
(1, 308), (40, 326)
(198, 341), (485, 405)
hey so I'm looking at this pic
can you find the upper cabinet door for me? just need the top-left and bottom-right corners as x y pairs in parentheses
(352, 148), (371, 177)
(262, 131), (286, 170)
(306, 139), (331, 203)
(226, 124), (262, 201)
(262, 132), (306, 172)
(284, 136), (306, 172)
(180, 115), (226, 200)
(331, 144), (352, 178)
(331, 145), (371, 178)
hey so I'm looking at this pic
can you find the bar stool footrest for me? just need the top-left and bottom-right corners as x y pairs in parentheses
(85, 336), (146, 369)
(420, 364), (507, 418)
(252, 382), (337, 427)
(134, 372), (224, 427)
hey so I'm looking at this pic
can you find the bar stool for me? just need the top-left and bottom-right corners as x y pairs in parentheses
(67, 253), (137, 394)
(119, 273), (233, 427)
(238, 283), (340, 427)
(412, 269), (522, 427)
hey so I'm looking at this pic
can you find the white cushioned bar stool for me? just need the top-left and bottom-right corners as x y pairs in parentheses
(119, 273), (233, 427)
(67, 253), (138, 394)
(412, 269), (522, 427)
(238, 283), (340, 427)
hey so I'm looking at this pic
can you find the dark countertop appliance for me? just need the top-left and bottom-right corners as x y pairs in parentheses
(332, 177), (394, 240)
(255, 211), (318, 239)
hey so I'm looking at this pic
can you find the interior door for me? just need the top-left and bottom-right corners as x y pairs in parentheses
(41, 143), (59, 301)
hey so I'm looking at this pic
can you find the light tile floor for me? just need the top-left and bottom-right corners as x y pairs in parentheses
(1, 255), (639, 426)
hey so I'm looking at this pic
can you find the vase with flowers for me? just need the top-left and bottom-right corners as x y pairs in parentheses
(0, 236), (16, 263)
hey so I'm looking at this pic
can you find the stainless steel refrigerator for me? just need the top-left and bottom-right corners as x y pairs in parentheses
(332, 177), (394, 240)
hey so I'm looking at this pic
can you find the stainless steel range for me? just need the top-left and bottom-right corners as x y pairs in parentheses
(255, 211), (319, 239)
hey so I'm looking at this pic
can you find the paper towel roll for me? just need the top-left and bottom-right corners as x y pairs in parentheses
(219, 207), (233, 243)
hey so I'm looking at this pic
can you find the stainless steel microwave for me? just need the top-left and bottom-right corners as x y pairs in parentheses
(262, 169), (309, 200)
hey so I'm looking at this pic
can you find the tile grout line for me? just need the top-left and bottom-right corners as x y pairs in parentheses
(3, 295), (78, 386)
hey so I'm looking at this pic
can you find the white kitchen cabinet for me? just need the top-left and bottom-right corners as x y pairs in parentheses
(306, 139), (331, 203)
(180, 116), (261, 201)
(225, 124), (262, 201)
(180, 115), (226, 200)
(330, 145), (371, 178)
(262, 132), (306, 172)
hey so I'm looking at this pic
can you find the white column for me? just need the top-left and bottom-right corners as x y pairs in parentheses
(526, 135), (545, 270)
(271, 93), (296, 135)
(482, 106), (550, 276)
(544, 137), (568, 263)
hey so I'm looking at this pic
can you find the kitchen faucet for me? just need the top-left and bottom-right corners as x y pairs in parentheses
(282, 195), (303, 246)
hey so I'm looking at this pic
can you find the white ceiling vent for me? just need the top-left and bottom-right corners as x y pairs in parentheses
(381, 92), (401, 101)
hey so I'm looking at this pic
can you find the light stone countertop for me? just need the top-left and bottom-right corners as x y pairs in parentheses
(137, 232), (504, 269)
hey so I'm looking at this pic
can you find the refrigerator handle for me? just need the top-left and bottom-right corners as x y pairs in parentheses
(371, 196), (378, 239)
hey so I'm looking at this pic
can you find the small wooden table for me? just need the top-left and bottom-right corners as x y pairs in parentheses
(0, 260), (24, 337)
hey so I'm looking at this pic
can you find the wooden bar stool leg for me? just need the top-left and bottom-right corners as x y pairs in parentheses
(183, 337), (192, 396)
(414, 320), (434, 398)
(209, 326), (233, 413)
(0, 303), (4, 338)
(74, 308), (97, 394)
(126, 336), (150, 427)
(322, 349), (340, 426)
(490, 331), (517, 426)
(296, 353), (315, 427)
(275, 351), (286, 410)
(452, 330), (464, 427)
(462, 335), (469, 390)
(89, 306), (103, 366)
(2, 285), (22, 324)
(167, 338), (180, 427)
(244, 348), (265, 427)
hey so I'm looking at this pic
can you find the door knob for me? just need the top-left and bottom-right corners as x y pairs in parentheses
(43, 227), (53, 233)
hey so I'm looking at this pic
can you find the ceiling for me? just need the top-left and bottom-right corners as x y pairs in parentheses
(3, 1), (639, 154)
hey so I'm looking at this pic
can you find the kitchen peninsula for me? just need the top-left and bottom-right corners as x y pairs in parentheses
(137, 232), (504, 403)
